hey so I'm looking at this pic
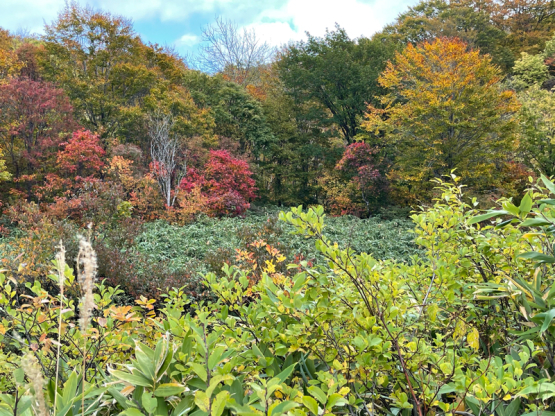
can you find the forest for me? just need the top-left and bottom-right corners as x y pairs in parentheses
(2, 0), (555, 414)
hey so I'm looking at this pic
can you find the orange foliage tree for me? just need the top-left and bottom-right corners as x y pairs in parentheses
(363, 37), (520, 197)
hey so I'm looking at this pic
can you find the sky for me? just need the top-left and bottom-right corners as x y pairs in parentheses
(0, 0), (418, 56)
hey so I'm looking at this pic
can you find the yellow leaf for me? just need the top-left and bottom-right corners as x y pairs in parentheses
(468, 327), (480, 350)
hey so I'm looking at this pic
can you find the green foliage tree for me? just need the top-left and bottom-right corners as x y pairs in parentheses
(183, 70), (275, 157)
(255, 65), (337, 205)
(513, 52), (550, 88)
(277, 26), (398, 143)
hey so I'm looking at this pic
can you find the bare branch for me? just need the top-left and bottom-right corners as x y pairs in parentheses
(148, 111), (186, 207)
(193, 17), (276, 85)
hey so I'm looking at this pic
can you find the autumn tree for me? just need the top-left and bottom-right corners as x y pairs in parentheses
(485, 0), (555, 54)
(41, 3), (207, 147)
(377, 0), (515, 71)
(0, 29), (23, 83)
(0, 77), (75, 178)
(193, 17), (276, 85)
(363, 37), (520, 195)
(336, 143), (388, 211)
(278, 27), (398, 143)
(57, 130), (106, 178)
(41, 4), (148, 140)
(181, 150), (256, 216)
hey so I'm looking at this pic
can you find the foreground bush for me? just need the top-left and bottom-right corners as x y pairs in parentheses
(3, 176), (555, 414)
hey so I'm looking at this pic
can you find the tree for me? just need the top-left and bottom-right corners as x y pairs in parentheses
(363, 37), (520, 195)
(183, 70), (275, 157)
(377, 0), (515, 72)
(41, 3), (206, 147)
(149, 111), (186, 207)
(57, 130), (106, 178)
(0, 29), (23, 83)
(181, 150), (256, 216)
(336, 143), (388, 211)
(0, 78), (75, 178)
(255, 65), (334, 206)
(485, 0), (555, 54)
(278, 26), (398, 143)
(194, 17), (276, 85)
(0, 148), (11, 182)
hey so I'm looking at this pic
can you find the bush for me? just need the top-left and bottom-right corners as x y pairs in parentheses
(181, 150), (257, 217)
(4, 177), (555, 415)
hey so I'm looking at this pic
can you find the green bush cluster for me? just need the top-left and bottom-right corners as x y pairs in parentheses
(3, 177), (555, 414)
(134, 207), (418, 276)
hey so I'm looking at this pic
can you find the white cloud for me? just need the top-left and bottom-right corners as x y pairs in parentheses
(0, 0), (64, 34)
(0, 0), (417, 50)
(244, 0), (416, 47)
(176, 33), (200, 47)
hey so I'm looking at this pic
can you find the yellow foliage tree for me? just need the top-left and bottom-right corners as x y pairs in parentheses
(0, 29), (22, 83)
(363, 37), (520, 196)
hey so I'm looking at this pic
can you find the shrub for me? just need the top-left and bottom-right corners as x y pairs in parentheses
(56, 130), (105, 178)
(4, 177), (555, 415)
(181, 150), (257, 217)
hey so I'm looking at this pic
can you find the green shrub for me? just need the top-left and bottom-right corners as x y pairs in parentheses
(6, 177), (555, 415)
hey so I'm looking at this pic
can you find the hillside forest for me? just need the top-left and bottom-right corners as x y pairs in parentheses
(3, 0), (555, 415)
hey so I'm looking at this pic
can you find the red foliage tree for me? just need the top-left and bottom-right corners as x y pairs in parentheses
(336, 142), (388, 212)
(0, 78), (76, 178)
(57, 130), (105, 178)
(181, 150), (257, 216)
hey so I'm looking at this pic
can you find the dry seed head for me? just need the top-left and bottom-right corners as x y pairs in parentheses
(55, 240), (66, 286)
(77, 238), (97, 333)
(21, 353), (47, 416)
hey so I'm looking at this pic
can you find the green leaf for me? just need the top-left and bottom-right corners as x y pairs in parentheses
(108, 387), (129, 409)
(465, 397), (481, 416)
(302, 396), (319, 415)
(142, 392), (157, 414)
(503, 201), (520, 216)
(154, 383), (185, 398)
(541, 175), (555, 194)
(0, 405), (12, 416)
(520, 218), (553, 227)
(504, 398), (521, 416)
(171, 395), (194, 416)
(307, 386), (327, 405)
(538, 309), (555, 332)
(188, 363), (208, 382)
(269, 400), (299, 416)
(519, 192), (534, 215)
(326, 393), (347, 409)
(111, 370), (153, 387)
(208, 347), (226, 370)
(195, 391), (210, 413)
(206, 374), (234, 398)
(211, 391), (230, 416)
(518, 252), (555, 264)
(135, 344), (156, 381)
(468, 210), (508, 225)
(62, 371), (78, 406)
(119, 408), (145, 416)
(273, 363), (296, 384)
(518, 383), (555, 396)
